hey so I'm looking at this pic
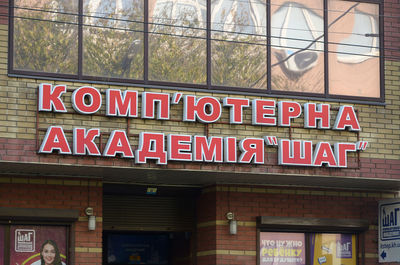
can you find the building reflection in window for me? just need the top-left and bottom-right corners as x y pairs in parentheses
(271, 0), (324, 94)
(329, 1), (380, 98)
(149, 0), (207, 84)
(211, 0), (267, 89)
(14, 0), (78, 74)
(83, 0), (144, 79)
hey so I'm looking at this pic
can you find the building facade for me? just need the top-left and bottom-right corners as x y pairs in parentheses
(0, 0), (399, 265)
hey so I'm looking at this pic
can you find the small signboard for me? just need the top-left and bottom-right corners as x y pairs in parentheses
(379, 199), (400, 262)
(259, 232), (306, 265)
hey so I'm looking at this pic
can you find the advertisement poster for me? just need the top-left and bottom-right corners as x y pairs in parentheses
(106, 233), (169, 265)
(259, 232), (306, 265)
(10, 225), (67, 265)
(0, 225), (4, 265)
(379, 199), (400, 262)
(310, 234), (356, 265)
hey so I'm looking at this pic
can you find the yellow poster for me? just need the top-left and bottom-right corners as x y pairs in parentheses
(311, 234), (356, 265)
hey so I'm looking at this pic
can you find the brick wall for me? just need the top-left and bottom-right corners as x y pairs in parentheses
(0, 3), (397, 179)
(0, 177), (103, 265)
(196, 185), (398, 265)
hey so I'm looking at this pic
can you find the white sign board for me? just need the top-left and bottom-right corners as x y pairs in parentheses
(379, 199), (400, 262)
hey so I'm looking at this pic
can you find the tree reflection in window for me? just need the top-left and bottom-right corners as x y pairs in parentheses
(14, 0), (78, 74)
(149, 0), (207, 84)
(211, 0), (267, 89)
(271, 0), (324, 93)
(83, 0), (144, 79)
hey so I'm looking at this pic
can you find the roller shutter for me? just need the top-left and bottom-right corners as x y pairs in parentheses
(103, 194), (196, 231)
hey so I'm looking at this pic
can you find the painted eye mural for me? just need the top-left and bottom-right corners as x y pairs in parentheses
(271, 0), (324, 94)
(328, 1), (380, 98)
(336, 9), (379, 64)
(271, 2), (323, 75)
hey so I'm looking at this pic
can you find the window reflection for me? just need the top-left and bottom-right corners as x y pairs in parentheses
(149, 0), (207, 84)
(271, 0), (324, 93)
(13, 0), (78, 74)
(211, 0), (267, 89)
(328, 1), (380, 98)
(83, 0), (144, 79)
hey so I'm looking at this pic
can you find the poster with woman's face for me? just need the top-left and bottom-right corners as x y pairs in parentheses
(10, 225), (67, 265)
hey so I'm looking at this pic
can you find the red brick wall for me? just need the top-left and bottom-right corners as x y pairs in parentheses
(0, 177), (103, 265)
(196, 185), (398, 265)
(1, 137), (399, 180)
(384, 0), (400, 60)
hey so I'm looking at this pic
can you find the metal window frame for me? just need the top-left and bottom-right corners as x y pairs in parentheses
(7, 0), (385, 104)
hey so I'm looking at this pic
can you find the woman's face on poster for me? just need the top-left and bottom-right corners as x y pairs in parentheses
(42, 243), (56, 265)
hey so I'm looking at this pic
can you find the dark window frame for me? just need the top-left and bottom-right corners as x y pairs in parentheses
(8, 0), (385, 104)
(256, 216), (369, 265)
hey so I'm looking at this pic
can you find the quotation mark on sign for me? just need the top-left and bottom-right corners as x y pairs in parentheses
(265, 136), (278, 146)
(356, 141), (368, 151)
(172, 93), (183, 104)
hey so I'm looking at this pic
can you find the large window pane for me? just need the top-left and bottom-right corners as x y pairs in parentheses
(149, 0), (207, 84)
(271, 0), (324, 93)
(13, 0), (78, 74)
(211, 0), (267, 89)
(328, 1), (380, 98)
(83, 0), (144, 79)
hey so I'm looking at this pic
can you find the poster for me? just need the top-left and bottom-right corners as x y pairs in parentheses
(0, 225), (4, 265)
(259, 232), (306, 265)
(106, 233), (169, 265)
(10, 225), (67, 265)
(379, 199), (400, 262)
(310, 234), (356, 265)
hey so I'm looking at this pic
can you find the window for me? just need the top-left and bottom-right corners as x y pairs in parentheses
(9, 0), (383, 102)
(259, 232), (357, 265)
(257, 216), (369, 265)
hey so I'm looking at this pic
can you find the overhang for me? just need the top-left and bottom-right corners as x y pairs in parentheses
(0, 161), (399, 192)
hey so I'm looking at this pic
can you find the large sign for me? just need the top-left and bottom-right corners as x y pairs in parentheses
(379, 199), (400, 262)
(37, 84), (368, 168)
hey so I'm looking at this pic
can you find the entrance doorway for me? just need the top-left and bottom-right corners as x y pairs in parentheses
(103, 184), (199, 265)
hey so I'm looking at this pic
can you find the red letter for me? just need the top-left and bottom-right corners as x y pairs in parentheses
(167, 134), (192, 161)
(141, 92), (170, 120)
(278, 101), (302, 126)
(278, 139), (313, 166)
(103, 130), (134, 158)
(252, 99), (276, 126)
(223, 97), (250, 124)
(72, 86), (102, 114)
(304, 103), (330, 129)
(238, 138), (264, 164)
(184, 96), (222, 123)
(73, 128), (101, 156)
(333, 106), (360, 131)
(193, 136), (223, 162)
(38, 83), (67, 112)
(106, 89), (138, 117)
(135, 132), (167, 164)
(334, 143), (356, 167)
(39, 126), (71, 154)
(312, 142), (337, 167)
(224, 137), (237, 163)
